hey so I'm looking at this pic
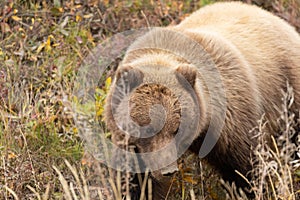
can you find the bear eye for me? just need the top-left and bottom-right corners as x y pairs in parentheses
(173, 127), (179, 135)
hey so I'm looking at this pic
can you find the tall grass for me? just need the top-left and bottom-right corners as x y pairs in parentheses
(222, 85), (300, 200)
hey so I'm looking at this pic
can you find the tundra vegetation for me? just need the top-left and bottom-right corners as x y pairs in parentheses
(0, 0), (299, 199)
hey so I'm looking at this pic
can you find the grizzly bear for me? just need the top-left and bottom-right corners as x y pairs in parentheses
(104, 1), (300, 199)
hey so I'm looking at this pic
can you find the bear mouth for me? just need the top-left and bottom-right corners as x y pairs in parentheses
(161, 162), (179, 176)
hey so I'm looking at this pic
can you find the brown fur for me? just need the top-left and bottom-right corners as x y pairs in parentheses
(104, 1), (300, 199)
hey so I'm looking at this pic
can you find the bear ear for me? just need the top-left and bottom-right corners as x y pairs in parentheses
(176, 65), (197, 87)
(116, 66), (144, 92)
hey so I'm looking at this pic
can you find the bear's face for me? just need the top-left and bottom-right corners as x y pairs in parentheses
(129, 83), (182, 180)
(105, 64), (200, 179)
(129, 84), (181, 152)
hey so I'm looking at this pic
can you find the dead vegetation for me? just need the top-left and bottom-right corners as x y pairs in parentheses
(0, 0), (299, 199)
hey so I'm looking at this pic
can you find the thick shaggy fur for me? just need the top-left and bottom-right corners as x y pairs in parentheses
(104, 1), (300, 199)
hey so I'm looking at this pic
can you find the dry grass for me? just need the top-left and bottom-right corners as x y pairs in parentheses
(0, 0), (299, 199)
(221, 84), (300, 200)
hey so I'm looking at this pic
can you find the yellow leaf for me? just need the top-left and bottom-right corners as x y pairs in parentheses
(13, 9), (18, 14)
(37, 43), (45, 53)
(46, 40), (51, 48)
(45, 44), (51, 52)
(105, 77), (112, 89)
(96, 106), (104, 116)
(46, 35), (51, 46)
(73, 127), (78, 134)
(8, 152), (17, 159)
(52, 43), (60, 47)
(11, 15), (22, 21)
(76, 14), (82, 22)
(18, 27), (25, 32)
(45, 35), (54, 52)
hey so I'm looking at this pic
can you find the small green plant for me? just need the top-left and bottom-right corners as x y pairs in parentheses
(95, 77), (111, 119)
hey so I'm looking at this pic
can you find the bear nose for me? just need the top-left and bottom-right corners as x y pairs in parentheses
(161, 162), (179, 176)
